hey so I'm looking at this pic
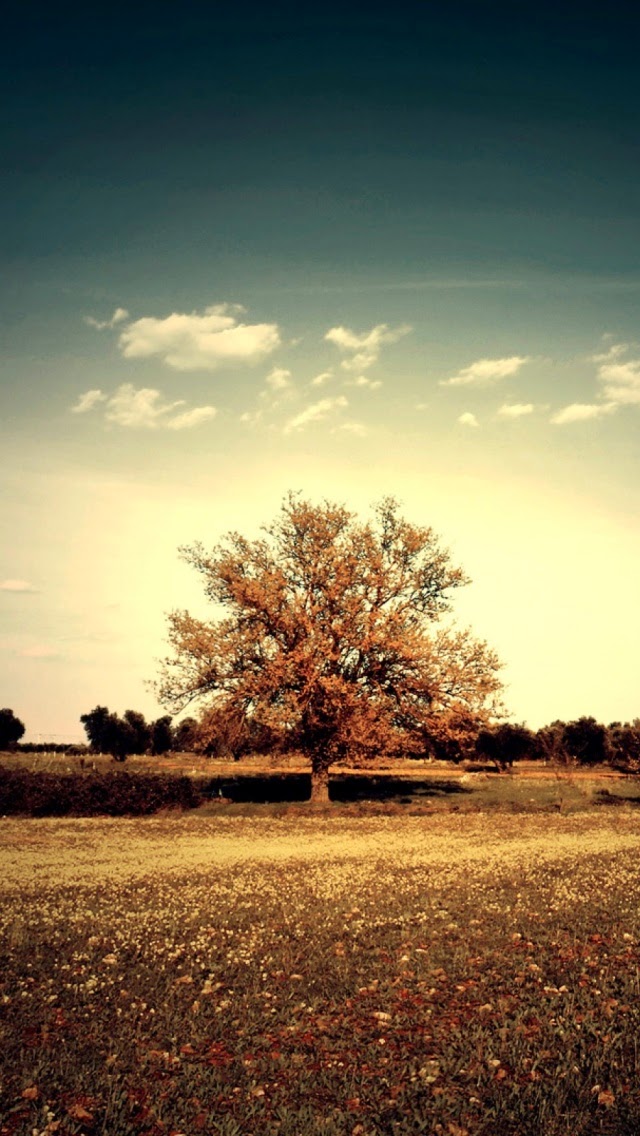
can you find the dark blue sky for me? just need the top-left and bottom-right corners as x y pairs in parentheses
(3, 2), (640, 283)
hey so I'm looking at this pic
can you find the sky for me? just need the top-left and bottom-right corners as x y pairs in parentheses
(2, 1), (640, 741)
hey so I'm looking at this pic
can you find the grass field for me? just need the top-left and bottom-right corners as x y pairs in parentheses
(3, 812), (640, 1135)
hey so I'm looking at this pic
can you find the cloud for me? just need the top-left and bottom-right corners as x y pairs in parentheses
(548, 344), (640, 425)
(458, 412), (479, 427)
(333, 421), (369, 437)
(325, 323), (411, 372)
(265, 367), (292, 391)
(71, 389), (107, 414)
(84, 307), (129, 330)
(596, 352), (640, 405)
(0, 579), (37, 593)
(441, 355), (530, 387)
(71, 383), (217, 430)
(284, 395), (348, 434)
(310, 370), (334, 387)
(350, 376), (382, 390)
(118, 303), (281, 371)
(550, 403), (616, 425)
(591, 341), (629, 363)
(497, 403), (535, 419)
(165, 406), (218, 430)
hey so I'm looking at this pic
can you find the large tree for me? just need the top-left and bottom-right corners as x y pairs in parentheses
(157, 495), (503, 801)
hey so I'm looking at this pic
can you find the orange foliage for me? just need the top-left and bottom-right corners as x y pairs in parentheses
(157, 495), (502, 796)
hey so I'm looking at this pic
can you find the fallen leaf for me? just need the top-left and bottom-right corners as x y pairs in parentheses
(67, 1104), (94, 1122)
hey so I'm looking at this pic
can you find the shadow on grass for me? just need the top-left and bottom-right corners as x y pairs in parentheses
(594, 788), (640, 807)
(203, 772), (470, 804)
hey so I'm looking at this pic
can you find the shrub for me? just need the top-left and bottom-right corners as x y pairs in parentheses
(0, 766), (203, 817)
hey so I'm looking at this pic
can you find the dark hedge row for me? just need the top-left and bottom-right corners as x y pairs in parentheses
(0, 766), (204, 816)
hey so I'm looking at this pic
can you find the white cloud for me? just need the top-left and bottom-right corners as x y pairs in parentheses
(325, 323), (410, 372)
(415, 402), (429, 411)
(548, 344), (640, 424)
(591, 341), (629, 363)
(441, 355), (530, 387)
(458, 412), (479, 427)
(105, 385), (184, 428)
(165, 406), (218, 430)
(310, 370), (334, 387)
(84, 307), (129, 330)
(284, 395), (348, 434)
(265, 367), (292, 391)
(497, 402), (535, 419)
(0, 579), (37, 593)
(71, 383), (217, 430)
(118, 303), (280, 371)
(350, 376), (382, 390)
(71, 389), (107, 414)
(333, 421), (369, 437)
(550, 403), (616, 425)
(597, 356), (640, 405)
(239, 409), (263, 427)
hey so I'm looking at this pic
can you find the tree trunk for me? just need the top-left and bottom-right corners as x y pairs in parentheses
(309, 764), (330, 805)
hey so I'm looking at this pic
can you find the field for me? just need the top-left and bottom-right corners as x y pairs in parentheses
(4, 750), (640, 814)
(3, 812), (640, 1135)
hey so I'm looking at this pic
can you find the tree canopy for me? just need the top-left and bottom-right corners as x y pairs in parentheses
(157, 495), (503, 800)
(80, 706), (174, 761)
(0, 707), (25, 750)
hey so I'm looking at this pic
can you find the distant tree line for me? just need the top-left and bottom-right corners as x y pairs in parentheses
(475, 717), (640, 772)
(2, 703), (640, 773)
(79, 704), (180, 758)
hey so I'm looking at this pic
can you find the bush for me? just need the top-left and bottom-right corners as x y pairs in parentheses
(0, 766), (203, 817)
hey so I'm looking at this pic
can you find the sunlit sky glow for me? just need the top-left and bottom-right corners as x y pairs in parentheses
(2, 3), (640, 740)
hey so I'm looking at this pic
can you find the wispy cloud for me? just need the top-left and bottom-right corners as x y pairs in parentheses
(284, 395), (348, 434)
(550, 402), (616, 425)
(310, 370), (334, 387)
(325, 323), (410, 373)
(458, 411), (479, 427)
(84, 307), (129, 330)
(350, 376), (382, 390)
(0, 579), (37, 593)
(497, 402), (535, 419)
(165, 406), (218, 430)
(71, 384), (217, 430)
(71, 389), (107, 414)
(441, 355), (530, 388)
(116, 303), (281, 372)
(551, 342), (640, 424)
(333, 420), (369, 437)
(595, 344), (640, 405)
(265, 367), (292, 391)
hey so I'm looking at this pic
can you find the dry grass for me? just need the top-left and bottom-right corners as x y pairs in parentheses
(3, 813), (640, 1133)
